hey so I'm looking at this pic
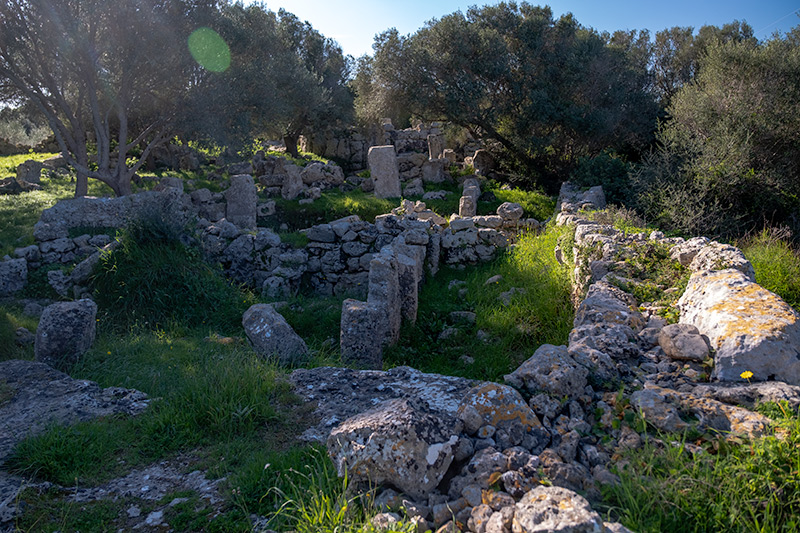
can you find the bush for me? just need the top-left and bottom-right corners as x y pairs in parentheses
(571, 151), (631, 206)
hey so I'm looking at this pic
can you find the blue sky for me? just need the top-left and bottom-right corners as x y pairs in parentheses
(259, 0), (800, 57)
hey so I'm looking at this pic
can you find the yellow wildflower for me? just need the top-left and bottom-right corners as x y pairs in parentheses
(740, 370), (754, 380)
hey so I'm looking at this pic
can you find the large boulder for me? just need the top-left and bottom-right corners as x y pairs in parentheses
(242, 304), (309, 365)
(368, 145), (401, 199)
(327, 398), (460, 501)
(689, 242), (755, 281)
(678, 269), (800, 384)
(34, 299), (97, 370)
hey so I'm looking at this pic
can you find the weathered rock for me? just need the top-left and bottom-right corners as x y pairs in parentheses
(496, 202), (523, 223)
(369, 145), (401, 199)
(280, 164), (305, 200)
(689, 242), (755, 281)
(459, 196), (477, 217)
(574, 281), (644, 331)
(631, 384), (771, 438)
(0, 258), (27, 296)
(34, 299), (97, 370)
(15, 159), (45, 184)
(340, 299), (384, 369)
(512, 486), (604, 533)
(290, 366), (476, 442)
(505, 344), (588, 399)
(472, 150), (496, 175)
(428, 134), (445, 160)
(678, 269), (800, 384)
(658, 323), (709, 362)
(367, 247), (402, 345)
(224, 174), (258, 229)
(242, 304), (309, 365)
(670, 237), (710, 266)
(327, 398), (460, 501)
(422, 158), (448, 183)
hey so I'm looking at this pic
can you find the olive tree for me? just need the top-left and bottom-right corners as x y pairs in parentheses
(0, 0), (201, 196)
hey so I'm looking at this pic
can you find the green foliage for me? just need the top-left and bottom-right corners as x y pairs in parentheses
(739, 227), (800, 309)
(570, 151), (632, 205)
(385, 225), (573, 381)
(602, 413), (800, 532)
(361, 3), (658, 188)
(632, 35), (800, 238)
(91, 227), (257, 333)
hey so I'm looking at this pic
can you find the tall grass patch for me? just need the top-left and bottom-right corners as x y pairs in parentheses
(6, 331), (297, 485)
(385, 225), (573, 381)
(739, 227), (800, 310)
(91, 227), (257, 333)
(602, 405), (800, 532)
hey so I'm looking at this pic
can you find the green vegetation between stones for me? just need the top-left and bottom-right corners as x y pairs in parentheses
(601, 405), (800, 533)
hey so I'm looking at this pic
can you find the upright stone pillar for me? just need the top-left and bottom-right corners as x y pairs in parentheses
(225, 174), (257, 229)
(368, 145), (401, 199)
(427, 134), (444, 160)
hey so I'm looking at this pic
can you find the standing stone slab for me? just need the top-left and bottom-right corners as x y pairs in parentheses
(340, 299), (384, 369)
(678, 269), (800, 384)
(368, 247), (402, 346)
(396, 252), (419, 324)
(225, 174), (257, 229)
(0, 258), (27, 296)
(35, 299), (97, 370)
(368, 145), (401, 199)
(242, 304), (309, 365)
(427, 134), (445, 160)
(459, 196), (477, 218)
(422, 159), (447, 183)
(281, 164), (305, 200)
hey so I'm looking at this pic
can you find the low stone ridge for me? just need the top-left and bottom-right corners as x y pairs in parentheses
(242, 303), (309, 365)
(34, 299), (97, 370)
(679, 269), (800, 384)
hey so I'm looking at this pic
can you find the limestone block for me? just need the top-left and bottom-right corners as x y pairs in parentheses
(658, 323), (709, 362)
(280, 164), (305, 200)
(689, 242), (755, 281)
(0, 258), (27, 296)
(327, 398), (459, 501)
(35, 299), (97, 370)
(242, 304), (309, 365)
(422, 158), (448, 183)
(678, 269), (800, 384)
(16, 159), (44, 184)
(340, 299), (384, 369)
(368, 145), (401, 199)
(459, 196), (477, 217)
(428, 134), (445, 160)
(512, 486), (604, 533)
(497, 202), (524, 222)
(442, 149), (457, 163)
(368, 248), (402, 345)
(472, 150), (496, 175)
(396, 253), (419, 324)
(505, 344), (588, 399)
(225, 174), (257, 229)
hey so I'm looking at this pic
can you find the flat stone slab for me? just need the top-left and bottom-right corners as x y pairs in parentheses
(289, 366), (478, 442)
(0, 359), (150, 463)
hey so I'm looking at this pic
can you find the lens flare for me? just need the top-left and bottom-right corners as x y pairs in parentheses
(188, 27), (230, 72)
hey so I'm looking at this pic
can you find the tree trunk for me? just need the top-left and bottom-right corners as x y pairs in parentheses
(284, 134), (300, 158)
(74, 152), (89, 197)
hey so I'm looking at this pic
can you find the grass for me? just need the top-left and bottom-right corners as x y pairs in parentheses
(0, 304), (38, 361)
(739, 227), (800, 310)
(384, 224), (574, 381)
(91, 225), (258, 334)
(601, 403), (800, 532)
(0, 151), (59, 179)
